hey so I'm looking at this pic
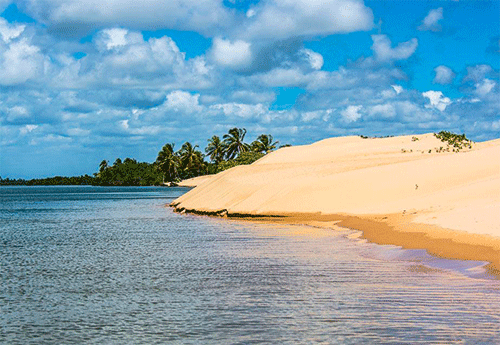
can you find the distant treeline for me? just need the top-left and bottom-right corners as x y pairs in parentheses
(0, 175), (95, 186)
(2, 128), (289, 187)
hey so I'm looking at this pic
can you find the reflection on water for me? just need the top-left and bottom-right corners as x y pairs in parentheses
(1, 186), (499, 344)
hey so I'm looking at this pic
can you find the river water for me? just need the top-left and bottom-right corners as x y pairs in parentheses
(1, 186), (499, 344)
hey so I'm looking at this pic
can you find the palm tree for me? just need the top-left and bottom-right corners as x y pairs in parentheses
(99, 160), (108, 173)
(155, 143), (179, 183)
(205, 135), (225, 165)
(223, 127), (250, 159)
(179, 142), (204, 178)
(251, 134), (279, 154)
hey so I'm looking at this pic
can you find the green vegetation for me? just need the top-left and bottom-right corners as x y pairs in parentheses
(433, 131), (472, 151)
(215, 151), (265, 173)
(2, 128), (286, 186)
(94, 158), (162, 186)
(152, 129), (283, 183)
(0, 175), (94, 186)
(0, 127), (280, 187)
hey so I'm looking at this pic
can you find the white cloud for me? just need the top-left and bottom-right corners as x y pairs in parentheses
(165, 90), (202, 113)
(301, 109), (332, 122)
(18, 0), (233, 36)
(0, 18), (25, 43)
(0, 30), (45, 85)
(423, 90), (451, 111)
(19, 124), (38, 135)
(0, 0), (11, 12)
(211, 102), (267, 118)
(246, 9), (256, 18)
(97, 28), (129, 50)
(391, 85), (403, 94)
(51, 30), (213, 90)
(475, 79), (496, 97)
(253, 67), (315, 88)
(371, 35), (418, 62)
(210, 37), (253, 70)
(368, 103), (396, 118)
(241, 0), (374, 40)
(301, 48), (323, 70)
(464, 64), (493, 82)
(230, 90), (276, 104)
(418, 7), (443, 32)
(341, 105), (362, 122)
(433, 65), (455, 84)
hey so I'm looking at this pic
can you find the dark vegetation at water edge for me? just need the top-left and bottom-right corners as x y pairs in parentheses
(0, 175), (95, 186)
(2, 128), (287, 186)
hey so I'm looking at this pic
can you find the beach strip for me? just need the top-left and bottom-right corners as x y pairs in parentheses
(171, 134), (500, 274)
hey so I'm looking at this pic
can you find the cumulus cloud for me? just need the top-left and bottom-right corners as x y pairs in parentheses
(391, 85), (403, 94)
(418, 7), (443, 32)
(17, 0), (233, 36)
(461, 64), (498, 101)
(433, 65), (455, 84)
(474, 79), (496, 97)
(301, 109), (332, 122)
(210, 102), (267, 119)
(464, 64), (493, 82)
(371, 35), (418, 62)
(210, 38), (253, 70)
(341, 105), (363, 122)
(57, 29), (214, 90)
(423, 90), (451, 111)
(165, 90), (202, 113)
(368, 103), (396, 118)
(0, 37), (45, 85)
(301, 48), (323, 70)
(241, 0), (374, 40)
(96, 28), (130, 50)
(230, 90), (276, 104)
(0, 18), (25, 43)
(0, 19), (45, 86)
(19, 124), (39, 135)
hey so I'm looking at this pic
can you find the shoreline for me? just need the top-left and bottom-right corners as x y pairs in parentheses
(170, 134), (500, 278)
(170, 205), (500, 277)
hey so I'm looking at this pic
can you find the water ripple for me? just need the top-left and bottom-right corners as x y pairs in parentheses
(1, 186), (499, 344)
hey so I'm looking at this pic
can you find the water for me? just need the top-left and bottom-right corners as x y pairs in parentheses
(1, 186), (499, 344)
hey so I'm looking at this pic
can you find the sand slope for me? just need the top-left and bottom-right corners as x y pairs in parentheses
(171, 134), (500, 270)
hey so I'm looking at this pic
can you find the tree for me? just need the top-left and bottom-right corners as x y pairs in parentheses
(155, 143), (179, 183)
(223, 127), (250, 159)
(99, 160), (108, 173)
(251, 134), (279, 154)
(113, 158), (122, 167)
(179, 142), (204, 178)
(205, 135), (226, 165)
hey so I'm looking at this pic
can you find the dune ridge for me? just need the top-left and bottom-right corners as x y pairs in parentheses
(171, 134), (500, 272)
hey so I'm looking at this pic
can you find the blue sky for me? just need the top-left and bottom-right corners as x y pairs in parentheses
(0, 0), (498, 178)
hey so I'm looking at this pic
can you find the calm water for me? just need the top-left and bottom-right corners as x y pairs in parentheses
(1, 186), (499, 344)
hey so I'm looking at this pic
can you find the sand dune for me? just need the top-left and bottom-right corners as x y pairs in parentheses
(172, 134), (500, 272)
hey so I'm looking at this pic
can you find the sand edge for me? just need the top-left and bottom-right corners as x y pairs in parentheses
(170, 205), (500, 277)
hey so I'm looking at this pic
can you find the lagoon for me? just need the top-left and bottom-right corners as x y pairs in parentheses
(1, 186), (499, 344)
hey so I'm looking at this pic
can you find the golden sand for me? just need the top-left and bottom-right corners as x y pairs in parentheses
(171, 134), (500, 274)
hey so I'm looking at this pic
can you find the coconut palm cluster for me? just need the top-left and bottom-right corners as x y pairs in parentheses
(154, 128), (282, 183)
(95, 128), (283, 185)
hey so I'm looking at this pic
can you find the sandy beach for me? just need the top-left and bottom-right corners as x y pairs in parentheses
(171, 134), (500, 273)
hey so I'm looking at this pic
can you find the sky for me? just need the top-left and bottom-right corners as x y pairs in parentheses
(0, 0), (499, 178)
